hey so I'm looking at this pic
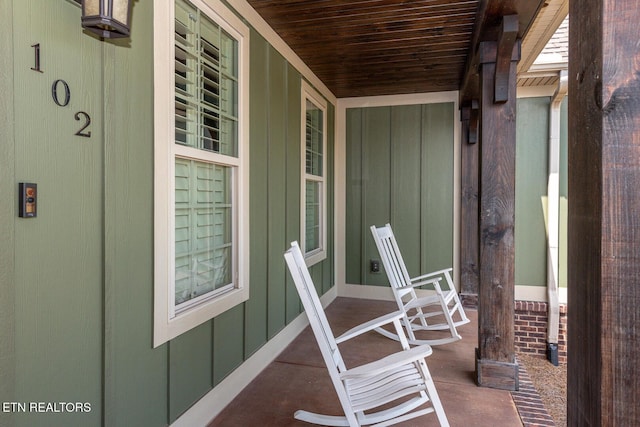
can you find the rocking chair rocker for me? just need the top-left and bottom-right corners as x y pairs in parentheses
(284, 241), (449, 427)
(370, 224), (470, 347)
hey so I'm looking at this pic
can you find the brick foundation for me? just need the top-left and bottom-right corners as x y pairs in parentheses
(515, 300), (567, 364)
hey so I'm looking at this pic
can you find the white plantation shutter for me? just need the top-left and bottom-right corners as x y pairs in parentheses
(174, 159), (232, 310)
(305, 181), (320, 252)
(175, 0), (238, 156)
(305, 100), (323, 176)
(174, 1), (196, 148)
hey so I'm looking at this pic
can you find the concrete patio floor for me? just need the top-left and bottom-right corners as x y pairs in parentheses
(209, 297), (524, 427)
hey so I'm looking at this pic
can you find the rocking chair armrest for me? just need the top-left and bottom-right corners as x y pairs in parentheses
(335, 311), (405, 344)
(410, 268), (453, 283)
(339, 344), (433, 380)
(405, 277), (442, 289)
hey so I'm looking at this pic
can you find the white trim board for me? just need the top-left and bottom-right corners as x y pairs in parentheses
(341, 283), (567, 305)
(517, 85), (557, 98)
(338, 91), (459, 109)
(171, 285), (338, 427)
(515, 284), (568, 304)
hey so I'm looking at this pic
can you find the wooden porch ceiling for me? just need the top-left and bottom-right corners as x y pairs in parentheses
(246, 0), (546, 99)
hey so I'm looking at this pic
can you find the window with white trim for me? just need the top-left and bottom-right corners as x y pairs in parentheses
(301, 82), (327, 265)
(154, 0), (250, 347)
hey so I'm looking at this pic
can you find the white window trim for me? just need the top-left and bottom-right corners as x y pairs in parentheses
(301, 81), (327, 266)
(153, 0), (250, 347)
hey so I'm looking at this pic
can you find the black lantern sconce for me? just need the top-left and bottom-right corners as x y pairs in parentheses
(81, 0), (132, 39)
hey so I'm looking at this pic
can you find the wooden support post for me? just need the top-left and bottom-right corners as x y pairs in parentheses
(460, 102), (479, 306)
(568, 1), (640, 424)
(475, 37), (519, 391)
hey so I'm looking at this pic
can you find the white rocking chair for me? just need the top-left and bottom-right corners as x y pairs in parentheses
(284, 242), (449, 427)
(370, 224), (470, 346)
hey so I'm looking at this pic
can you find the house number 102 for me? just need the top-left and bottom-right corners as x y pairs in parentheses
(51, 79), (92, 138)
(33, 44), (92, 138)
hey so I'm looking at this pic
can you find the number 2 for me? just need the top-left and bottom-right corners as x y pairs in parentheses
(74, 111), (91, 138)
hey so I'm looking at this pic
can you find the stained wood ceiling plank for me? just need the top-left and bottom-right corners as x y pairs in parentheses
(259, 6), (477, 28)
(286, 31), (474, 53)
(307, 55), (466, 72)
(251, 0), (476, 18)
(246, 0), (545, 98)
(278, 22), (475, 41)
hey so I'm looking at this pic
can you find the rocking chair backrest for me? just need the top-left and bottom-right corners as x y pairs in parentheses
(284, 242), (347, 374)
(371, 224), (414, 292)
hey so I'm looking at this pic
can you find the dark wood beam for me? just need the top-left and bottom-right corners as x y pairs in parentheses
(494, 15), (518, 103)
(467, 100), (480, 144)
(568, 0), (640, 424)
(459, 0), (545, 104)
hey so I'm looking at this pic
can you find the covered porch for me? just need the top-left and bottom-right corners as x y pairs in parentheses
(209, 298), (551, 426)
(2, 0), (638, 425)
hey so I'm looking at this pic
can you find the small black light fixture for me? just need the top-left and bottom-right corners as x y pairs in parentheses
(81, 0), (132, 39)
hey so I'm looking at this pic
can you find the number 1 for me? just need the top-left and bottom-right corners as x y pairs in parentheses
(31, 43), (43, 73)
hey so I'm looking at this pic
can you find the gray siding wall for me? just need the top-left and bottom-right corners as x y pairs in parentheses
(1, 1), (334, 426)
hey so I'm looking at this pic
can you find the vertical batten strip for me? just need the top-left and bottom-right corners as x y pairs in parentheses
(0, 0), (16, 424)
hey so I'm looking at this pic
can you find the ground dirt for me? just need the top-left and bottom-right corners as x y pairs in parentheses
(518, 353), (567, 427)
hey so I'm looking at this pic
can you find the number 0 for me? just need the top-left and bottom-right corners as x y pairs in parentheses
(52, 79), (70, 107)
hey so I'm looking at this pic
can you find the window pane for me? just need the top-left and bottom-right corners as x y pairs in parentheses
(305, 100), (323, 176)
(175, 158), (232, 306)
(174, 2), (197, 148)
(305, 180), (321, 252)
(175, 0), (238, 157)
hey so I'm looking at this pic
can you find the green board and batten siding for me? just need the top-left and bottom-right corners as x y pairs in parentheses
(515, 97), (568, 287)
(10, 1), (105, 426)
(345, 103), (455, 286)
(345, 97), (567, 292)
(515, 97), (550, 287)
(266, 46), (288, 339)
(1, 1), (334, 426)
(514, 96), (568, 290)
(0, 0), (16, 425)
